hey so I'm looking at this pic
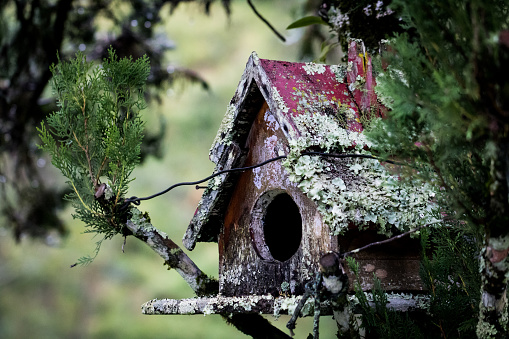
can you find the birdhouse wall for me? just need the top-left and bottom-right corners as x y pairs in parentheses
(218, 102), (337, 297)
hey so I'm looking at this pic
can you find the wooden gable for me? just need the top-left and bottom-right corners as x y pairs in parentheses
(183, 40), (382, 252)
(219, 101), (337, 296)
(182, 41), (432, 296)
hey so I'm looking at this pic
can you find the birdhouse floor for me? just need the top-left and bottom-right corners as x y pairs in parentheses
(141, 294), (428, 316)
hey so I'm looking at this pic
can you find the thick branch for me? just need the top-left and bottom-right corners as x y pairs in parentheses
(477, 138), (509, 338)
(125, 208), (218, 296)
(125, 207), (291, 338)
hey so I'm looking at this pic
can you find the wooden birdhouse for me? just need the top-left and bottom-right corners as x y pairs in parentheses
(143, 40), (434, 316)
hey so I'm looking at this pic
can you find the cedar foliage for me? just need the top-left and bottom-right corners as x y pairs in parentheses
(420, 227), (481, 337)
(38, 49), (150, 265)
(349, 228), (481, 339)
(347, 257), (423, 339)
(365, 0), (509, 336)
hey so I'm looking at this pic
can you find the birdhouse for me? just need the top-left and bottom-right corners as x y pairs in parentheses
(143, 40), (434, 316)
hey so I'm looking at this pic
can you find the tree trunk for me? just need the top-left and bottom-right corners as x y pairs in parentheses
(477, 139), (509, 338)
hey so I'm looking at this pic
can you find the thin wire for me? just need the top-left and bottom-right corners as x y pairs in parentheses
(122, 152), (397, 208)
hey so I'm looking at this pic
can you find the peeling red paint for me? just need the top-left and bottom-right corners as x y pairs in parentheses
(257, 40), (382, 135)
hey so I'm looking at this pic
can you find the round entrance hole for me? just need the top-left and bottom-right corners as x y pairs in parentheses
(262, 193), (302, 262)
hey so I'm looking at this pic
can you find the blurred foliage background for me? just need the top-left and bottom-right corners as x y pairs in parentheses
(0, 0), (339, 337)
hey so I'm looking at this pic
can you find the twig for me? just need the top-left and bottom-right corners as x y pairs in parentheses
(340, 221), (442, 258)
(286, 285), (314, 335)
(247, 0), (286, 42)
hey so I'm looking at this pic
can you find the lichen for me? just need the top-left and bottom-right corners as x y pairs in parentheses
(221, 265), (243, 286)
(103, 183), (114, 200)
(330, 64), (347, 83)
(348, 292), (429, 311)
(271, 87), (289, 114)
(251, 51), (260, 66)
(208, 175), (223, 190)
(273, 295), (315, 320)
(283, 113), (438, 236)
(302, 62), (326, 75)
(477, 312), (499, 339)
(127, 207), (155, 234)
(209, 103), (236, 158)
(280, 281), (290, 294)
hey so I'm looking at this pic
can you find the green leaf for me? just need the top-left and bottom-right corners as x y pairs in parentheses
(286, 16), (328, 30)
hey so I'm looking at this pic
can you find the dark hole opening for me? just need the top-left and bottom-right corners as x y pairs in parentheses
(263, 193), (302, 262)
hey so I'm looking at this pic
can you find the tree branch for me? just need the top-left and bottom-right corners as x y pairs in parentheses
(125, 207), (218, 296)
(247, 0), (286, 42)
(125, 206), (293, 338)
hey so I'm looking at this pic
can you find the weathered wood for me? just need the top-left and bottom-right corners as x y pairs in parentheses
(339, 228), (424, 292)
(180, 41), (425, 307)
(141, 294), (429, 315)
(219, 103), (336, 297)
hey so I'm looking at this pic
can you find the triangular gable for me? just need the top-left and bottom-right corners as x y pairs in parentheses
(183, 41), (382, 251)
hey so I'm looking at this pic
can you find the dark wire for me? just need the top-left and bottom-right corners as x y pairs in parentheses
(122, 152), (396, 208)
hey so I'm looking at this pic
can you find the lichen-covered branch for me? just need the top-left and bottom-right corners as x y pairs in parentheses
(126, 207), (291, 338)
(319, 253), (358, 338)
(126, 207), (218, 296)
(477, 138), (509, 338)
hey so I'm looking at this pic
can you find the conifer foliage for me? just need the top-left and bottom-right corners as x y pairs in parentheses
(366, 0), (509, 337)
(38, 49), (150, 265)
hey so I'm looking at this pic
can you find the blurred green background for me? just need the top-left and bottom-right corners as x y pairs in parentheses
(0, 1), (339, 338)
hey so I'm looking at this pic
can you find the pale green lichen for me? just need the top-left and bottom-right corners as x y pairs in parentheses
(209, 103), (236, 158)
(221, 265), (243, 287)
(208, 175), (223, 190)
(330, 65), (347, 83)
(104, 183), (114, 200)
(273, 295), (315, 320)
(283, 113), (438, 236)
(272, 87), (289, 114)
(348, 292), (429, 312)
(127, 207), (156, 234)
(347, 61), (353, 73)
(280, 281), (290, 294)
(302, 62), (326, 75)
(477, 312), (499, 339)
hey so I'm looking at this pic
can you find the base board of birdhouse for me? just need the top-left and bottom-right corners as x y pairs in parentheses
(141, 294), (429, 316)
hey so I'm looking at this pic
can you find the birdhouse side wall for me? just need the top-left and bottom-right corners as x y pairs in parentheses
(218, 102), (337, 297)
